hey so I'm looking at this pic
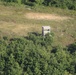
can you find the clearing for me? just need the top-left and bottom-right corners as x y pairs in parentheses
(0, 5), (76, 46)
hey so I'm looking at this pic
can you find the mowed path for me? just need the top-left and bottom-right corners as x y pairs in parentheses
(25, 12), (70, 21)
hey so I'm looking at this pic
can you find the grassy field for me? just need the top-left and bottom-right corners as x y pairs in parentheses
(0, 4), (76, 46)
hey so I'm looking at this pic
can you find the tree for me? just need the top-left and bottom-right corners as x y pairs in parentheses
(68, 42), (76, 53)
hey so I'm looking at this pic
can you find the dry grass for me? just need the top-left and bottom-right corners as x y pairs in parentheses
(0, 5), (76, 46)
(25, 12), (71, 21)
(0, 21), (42, 36)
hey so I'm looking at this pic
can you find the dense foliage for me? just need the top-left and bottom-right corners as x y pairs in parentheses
(0, 33), (76, 75)
(0, 0), (76, 10)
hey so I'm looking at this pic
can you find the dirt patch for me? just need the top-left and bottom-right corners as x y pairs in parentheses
(25, 12), (70, 21)
(0, 21), (41, 36)
(12, 25), (30, 34)
(12, 24), (41, 35)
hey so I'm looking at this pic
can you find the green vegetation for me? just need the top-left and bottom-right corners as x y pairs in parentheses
(0, 34), (76, 75)
(0, 0), (76, 10)
(0, 0), (76, 75)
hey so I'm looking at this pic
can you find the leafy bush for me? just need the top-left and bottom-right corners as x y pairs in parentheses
(68, 42), (76, 53)
(0, 33), (76, 75)
(0, 0), (76, 10)
(43, 0), (76, 10)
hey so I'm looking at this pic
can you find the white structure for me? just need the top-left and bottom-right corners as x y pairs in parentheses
(42, 26), (51, 37)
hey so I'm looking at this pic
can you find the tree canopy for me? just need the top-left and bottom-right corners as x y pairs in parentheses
(0, 33), (76, 75)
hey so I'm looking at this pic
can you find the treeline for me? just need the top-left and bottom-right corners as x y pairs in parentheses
(0, 33), (76, 75)
(0, 0), (76, 10)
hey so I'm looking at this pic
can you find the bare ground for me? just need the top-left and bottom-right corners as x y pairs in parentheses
(25, 12), (71, 21)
